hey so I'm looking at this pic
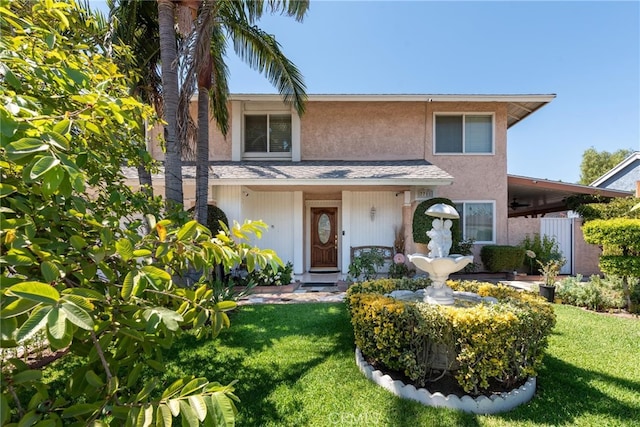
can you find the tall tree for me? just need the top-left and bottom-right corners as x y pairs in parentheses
(107, 0), (163, 195)
(157, 0), (184, 206)
(191, 0), (309, 224)
(579, 147), (634, 185)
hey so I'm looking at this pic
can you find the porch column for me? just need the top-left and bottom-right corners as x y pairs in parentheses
(292, 191), (304, 275)
(341, 191), (352, 275)
(402, 190), (414, 255)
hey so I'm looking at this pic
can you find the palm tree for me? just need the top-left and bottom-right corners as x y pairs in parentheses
(109, 0), (308, 217)
(157, 0), (184, 207)
(107, 0), (161, 194)
(190, 0), (309, 224)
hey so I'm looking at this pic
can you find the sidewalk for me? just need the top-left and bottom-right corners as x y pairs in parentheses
(238, 286), (346, 305)
(237, 280), (540, 305)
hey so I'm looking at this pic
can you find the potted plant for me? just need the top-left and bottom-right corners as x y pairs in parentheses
(536, 258), (566, 302)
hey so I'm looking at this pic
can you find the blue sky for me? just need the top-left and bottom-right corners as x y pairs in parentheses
(93, 1), (640, 184)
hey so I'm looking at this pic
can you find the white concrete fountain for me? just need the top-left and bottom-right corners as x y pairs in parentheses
(407, 203), (474, 305)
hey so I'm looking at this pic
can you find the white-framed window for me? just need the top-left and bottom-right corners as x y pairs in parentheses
(454, 201), (495, 243)
(434, 113), (494, 154)
(243, 113), (292, 159)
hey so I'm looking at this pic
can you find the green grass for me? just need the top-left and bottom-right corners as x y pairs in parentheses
(159, 303), (640, 426)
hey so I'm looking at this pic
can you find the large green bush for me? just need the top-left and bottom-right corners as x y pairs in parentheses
(556, 275), (629, 312)
(480, 245), (525, 272)
(583, 218), (640, 311)
(346, 279), (556, 395)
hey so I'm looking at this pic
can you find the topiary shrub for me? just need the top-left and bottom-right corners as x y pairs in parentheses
(412, 198), (461, 246)
(188, 204), (229, 234)
(480, 245), (526, 272)
(583, 218), (640, 311)
(346, 279), (556, 396)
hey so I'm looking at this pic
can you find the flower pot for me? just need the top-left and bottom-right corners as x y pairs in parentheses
(539, 285), (555, 303)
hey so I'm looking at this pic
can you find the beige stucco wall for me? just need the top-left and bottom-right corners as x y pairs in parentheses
(574, 219), (603, 277)
(300, 102), (426, 160)
(148, 101), (231, 161)
(427, 103), (509, 245)
(507, 217), (541, 247)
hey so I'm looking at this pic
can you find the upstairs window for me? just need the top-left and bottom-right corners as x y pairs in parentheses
(244, 114), (292, 158)
(454, 201), (495, 244)
(435, 114), (493, 154)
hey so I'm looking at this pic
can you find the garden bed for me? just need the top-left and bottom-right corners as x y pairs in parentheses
(346, 278), (556, 411)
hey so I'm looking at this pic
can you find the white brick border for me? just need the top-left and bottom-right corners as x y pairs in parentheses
(355, 347), (536, 414)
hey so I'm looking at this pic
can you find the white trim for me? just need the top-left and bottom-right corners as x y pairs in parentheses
(341, 192), (352, 275)
(454, 200), (497, 244)
(293, 191), (304, 275)
(291, 111), (301, 162)
(242, 111), (293, 160)
(305, 200), (342, 273)
(231, 100), (242, 161)
(590, 152), (640, 186)
(232, 101), (302, 161)
(433, 112), (495, 155)
(229, 93), (556, 103)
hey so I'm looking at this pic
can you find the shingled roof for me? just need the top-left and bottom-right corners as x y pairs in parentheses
(123, 160), (453, 186)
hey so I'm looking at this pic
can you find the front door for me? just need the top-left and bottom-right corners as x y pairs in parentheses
(310, 207), (338, 270)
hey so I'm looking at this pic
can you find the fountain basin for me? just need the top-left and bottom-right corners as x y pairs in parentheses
(407, 253), (474, 305)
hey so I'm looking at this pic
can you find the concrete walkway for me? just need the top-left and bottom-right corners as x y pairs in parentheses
(238, 280), (540, 305)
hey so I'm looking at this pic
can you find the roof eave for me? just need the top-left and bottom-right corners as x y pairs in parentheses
(229, 93), (557, 103)
(210, 178), (454, 186)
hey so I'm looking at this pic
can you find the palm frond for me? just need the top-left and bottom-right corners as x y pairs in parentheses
(226, 17), (306, 115)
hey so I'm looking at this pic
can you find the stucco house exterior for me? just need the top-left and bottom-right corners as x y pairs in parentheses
(129, 94), (548, 276)
(126, 93), (630, 278)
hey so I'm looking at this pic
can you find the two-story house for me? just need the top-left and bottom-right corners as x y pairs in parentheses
(130, 93), (576, 278)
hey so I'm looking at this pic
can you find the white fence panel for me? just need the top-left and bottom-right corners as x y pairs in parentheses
(540, 218), (573, 275)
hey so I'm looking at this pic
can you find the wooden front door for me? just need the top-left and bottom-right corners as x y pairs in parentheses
(310, 207), (338, 270)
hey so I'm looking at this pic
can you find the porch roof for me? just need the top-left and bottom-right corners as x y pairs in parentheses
(124, 160), (453, 188)
(507, 175), (633, 217)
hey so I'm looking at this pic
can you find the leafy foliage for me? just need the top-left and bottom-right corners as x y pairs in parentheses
(578, 146), (633, 185)
(347, 248), (386, 282)
(536, 258), (566, 286)
(518, 234), (562, 274)
(346, 279), (556, 395)
(479, 245), (525, 273)
(247, 261), (293, 286)
(571, 195), (640, 222)
(582, 218), (640, 311)
(0, 2), (280, 425)
(412, 198), (461, 246)
(556, 274), (635, 312)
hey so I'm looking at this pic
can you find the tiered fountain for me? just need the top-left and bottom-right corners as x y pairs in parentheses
(407, 203), (474, 305)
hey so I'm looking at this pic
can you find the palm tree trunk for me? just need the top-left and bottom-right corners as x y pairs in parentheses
(157, 0), (183, 207)
(194, 2), (213, 226)
(195, 87), (209, 225)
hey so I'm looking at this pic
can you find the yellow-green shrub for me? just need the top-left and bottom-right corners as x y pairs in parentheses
(347, 279), (556, 395)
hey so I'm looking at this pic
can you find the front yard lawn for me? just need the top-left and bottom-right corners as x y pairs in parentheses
(157, 303), (639, 426)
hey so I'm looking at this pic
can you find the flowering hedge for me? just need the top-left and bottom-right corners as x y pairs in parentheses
(346, 279), (556, 395)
